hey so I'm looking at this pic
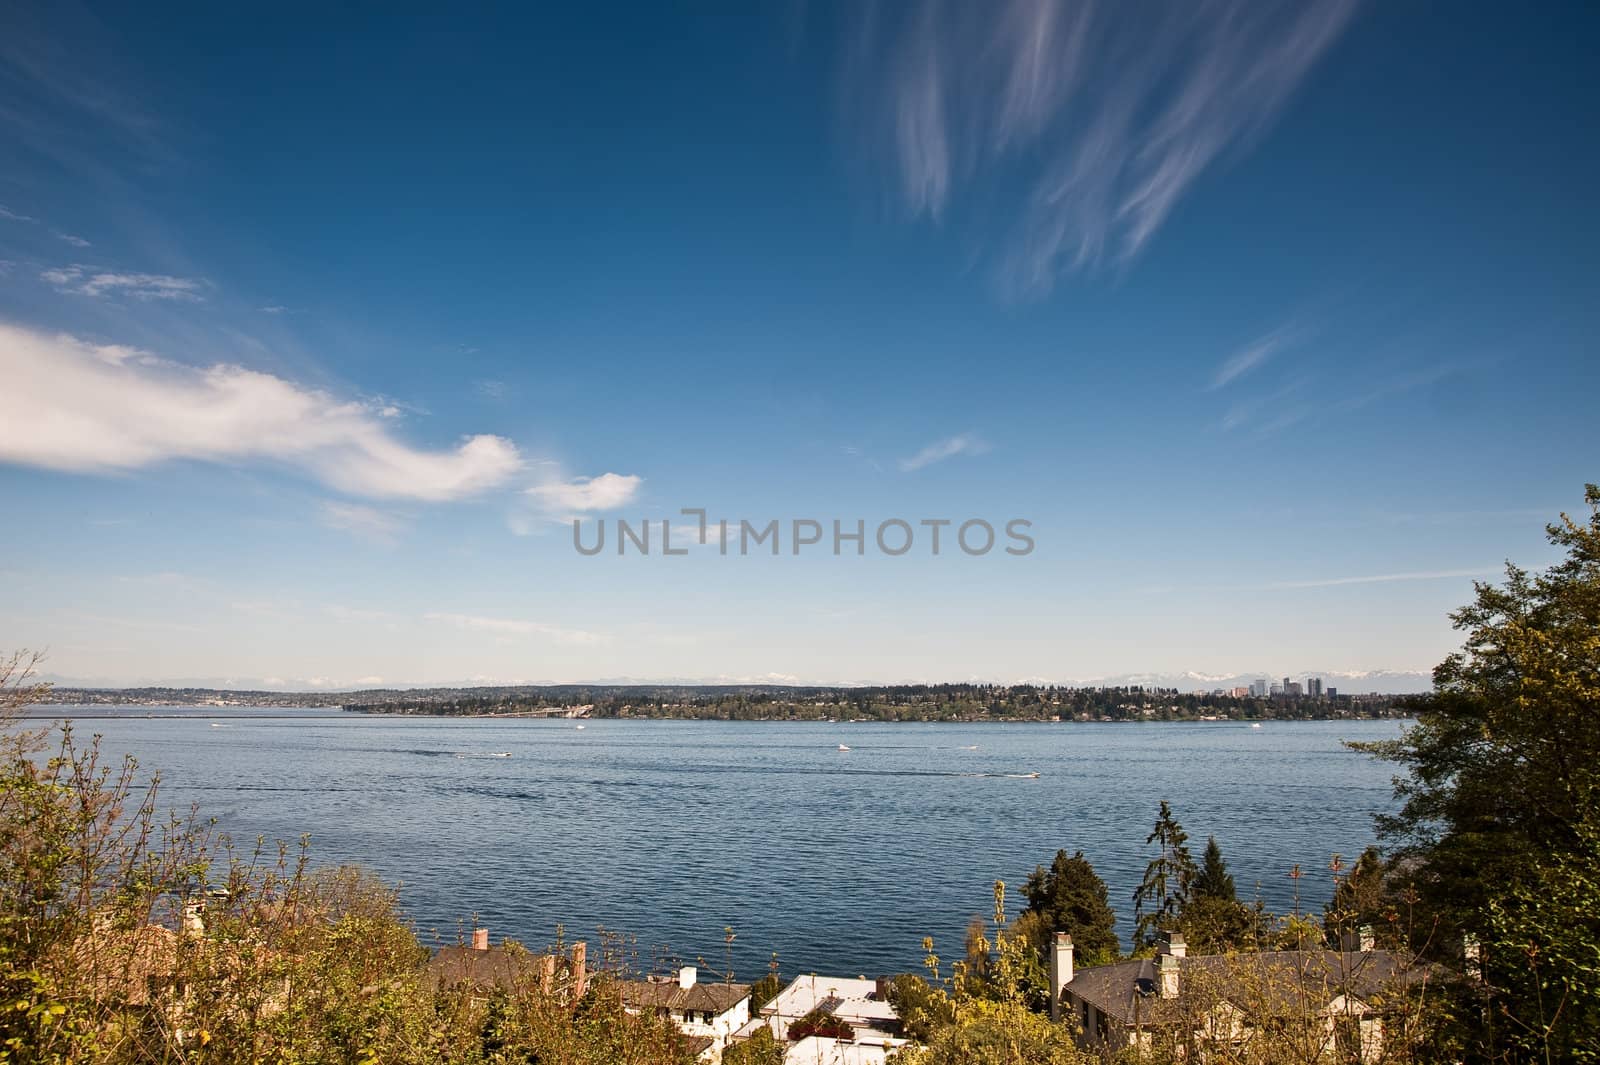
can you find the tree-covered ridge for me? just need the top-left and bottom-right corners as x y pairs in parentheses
(46, 682), (1406, 722)
(330, 683), (1401, 722)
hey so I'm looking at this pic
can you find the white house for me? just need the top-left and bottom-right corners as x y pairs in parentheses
(619, 966), (750, 1060)
(732, 973), (910, 1064)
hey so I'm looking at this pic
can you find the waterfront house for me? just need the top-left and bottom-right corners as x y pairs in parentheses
(426, 927), (588, 1001)
(1050, 930), (1433, 1062)
(732, 973), (909, 1064)
(617, 966), (751, 1059)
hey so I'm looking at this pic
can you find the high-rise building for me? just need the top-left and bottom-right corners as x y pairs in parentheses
(1270, 681), (1283, 696)
(1327, 687), (1338, 698)
(1307, 677), (1324, 697)
(1286, 681), (1303, 697)
(1249, 678), (1269, 698)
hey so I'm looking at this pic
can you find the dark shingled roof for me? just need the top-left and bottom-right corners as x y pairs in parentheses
(1066, 950), (1434, 1028)
(619, 979), (751, 1016)
(426, 945), (544, 990)
(680, 1035), (717, 1059)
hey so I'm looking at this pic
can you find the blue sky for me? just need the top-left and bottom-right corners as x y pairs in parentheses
(1, 1), (1595, 688)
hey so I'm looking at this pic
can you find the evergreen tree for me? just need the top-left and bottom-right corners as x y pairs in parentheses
(1180, 835), (1257, 954)
(1192, 836), (1236, 902)
(1132, 800), (1196, 950)
(1323, 845), (1387, 945)
(1019, 850), (1120, 965)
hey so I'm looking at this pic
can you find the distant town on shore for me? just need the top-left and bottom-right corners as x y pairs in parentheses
(43, 680), (1412, 722)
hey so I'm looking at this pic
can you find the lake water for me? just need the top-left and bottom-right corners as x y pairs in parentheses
(28, 709), (1407, 979)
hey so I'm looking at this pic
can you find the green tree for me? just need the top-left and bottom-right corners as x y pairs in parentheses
(723, 1026), (785, 1065)
(1180, 836), (1257, 954)
(1323, 846), (1391, 947)
(1192, 836), (1236, 902)
(1019, 851), (1120, 965)
(1132, 801), (1196, 950)
(1356, 486), (1600, 1062)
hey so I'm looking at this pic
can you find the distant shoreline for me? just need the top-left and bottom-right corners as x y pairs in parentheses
(34, 680), (1416, 725)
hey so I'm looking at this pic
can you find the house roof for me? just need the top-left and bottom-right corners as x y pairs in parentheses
(1065, 950), (1433, 1028)
(764, 974), (900, 1030)
(57, 925), (182, 1006)
(426, 945), (545, 990)
(681, 1035), (717, 1060)
(618, 978), (751, 1015)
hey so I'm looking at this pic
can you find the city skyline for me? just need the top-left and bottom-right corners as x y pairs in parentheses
(2, 2), (1596, 687)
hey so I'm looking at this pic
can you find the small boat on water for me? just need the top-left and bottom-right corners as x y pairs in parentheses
(575, 724), (586, 730)
(837, 743), (850, 752)
(1251, 722), (1263, 729)
(488, 751), (511, 758)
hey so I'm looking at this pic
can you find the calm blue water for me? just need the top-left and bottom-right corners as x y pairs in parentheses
(28, 709), (1406, 978)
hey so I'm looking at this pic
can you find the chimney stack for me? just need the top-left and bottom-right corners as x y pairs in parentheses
(471, 927), (490, 951)
(1158, 951), (1180, 999)
(1158, 930), (1186, 960)
(571, 941), (588, 999)
(1340, 925), (1376, 953)
(1049, 933), (1075, 1022)
(678, 965), (697, 990)
(1462, 934), (1482, 983)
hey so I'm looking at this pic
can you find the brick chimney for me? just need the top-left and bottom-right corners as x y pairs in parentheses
(571, 941), (588, 999)
(1049, 933), (1074, 1022)
(678, 965), (698, 990)
(471, 927), (489, 951)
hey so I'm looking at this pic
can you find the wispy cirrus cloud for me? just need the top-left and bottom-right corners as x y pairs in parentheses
(42, 265), (208, 301)
(840, 0), (1359, 296)
(320, 501), (405, 544)
(0, 321), (522, 501)
(899, 432), (988, 472)
(0, 201), (92, 246)
(526, 472), (642, 512)
(1210, 327), (1299, 390)
(1264, 567), (1495, 590)
(424, 611), (607, 646)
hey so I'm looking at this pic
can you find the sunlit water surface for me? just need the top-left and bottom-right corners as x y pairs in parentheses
(32, 709), (1406, 977)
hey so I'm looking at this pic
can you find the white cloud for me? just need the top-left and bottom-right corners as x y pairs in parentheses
(1265, 568), (1495, 590)
(54, 231), (91, 248)
(424, 612), (607, 646)
(259, 304), (288, 314)
(842, 0), (1358, 296)
(526, 472), (642, 512)
(320, 501), (404, 544)
(41, 266), (208, 301)
(0, 321), (523, 501)
(0, 205), (36, 223)
(1210, 327), (1296, 390)
(899, 432), (988, 472)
